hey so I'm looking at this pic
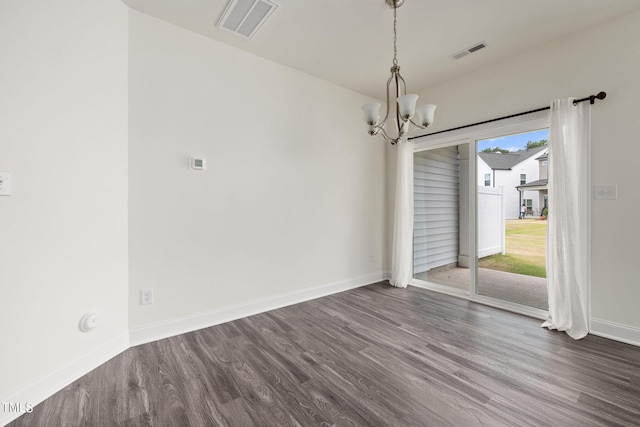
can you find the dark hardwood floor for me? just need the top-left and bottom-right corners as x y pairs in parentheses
(9, 282), (640, 426)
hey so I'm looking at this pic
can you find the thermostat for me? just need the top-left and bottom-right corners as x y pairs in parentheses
(190, 157), (207, 170)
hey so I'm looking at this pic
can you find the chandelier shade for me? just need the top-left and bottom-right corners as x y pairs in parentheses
(361, 0), (436, 144)
(397, 94), (418, 120)
(416, 104), (437, 127)
(361, 103), (381, 126)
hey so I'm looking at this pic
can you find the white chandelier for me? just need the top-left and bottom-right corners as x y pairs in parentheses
(361, 0), (436, 145)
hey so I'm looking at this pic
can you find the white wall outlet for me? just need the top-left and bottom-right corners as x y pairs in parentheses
(141, 289), (154, 305)
(369, 254), (374, 263)
(594, 184), (617, 200)
(0, 171), (11, 196)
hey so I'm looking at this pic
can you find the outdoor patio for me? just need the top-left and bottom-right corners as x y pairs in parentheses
(414, 266), (548, 311)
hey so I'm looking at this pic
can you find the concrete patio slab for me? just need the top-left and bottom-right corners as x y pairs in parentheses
(414, 267), (548, 310)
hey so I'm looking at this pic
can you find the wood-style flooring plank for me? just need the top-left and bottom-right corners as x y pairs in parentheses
(8, 282), (640, 426)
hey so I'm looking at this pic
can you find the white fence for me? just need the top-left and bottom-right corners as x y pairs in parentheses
(478, 186), (505, 258)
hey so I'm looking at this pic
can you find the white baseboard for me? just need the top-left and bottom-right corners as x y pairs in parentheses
(590, 318), (640, 347)
(0, 333), (129, 427)
(130, 272), (386, 347)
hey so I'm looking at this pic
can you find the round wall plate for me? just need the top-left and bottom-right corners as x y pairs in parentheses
(79, 312), (98, 332)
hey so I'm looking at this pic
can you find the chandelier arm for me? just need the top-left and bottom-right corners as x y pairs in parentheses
(396, 71), (407, 96)
(376, 126), (395, 144)
(409, 118), (428, 129)
(377, 74), (395, 128)
(394, 73), (403, 137)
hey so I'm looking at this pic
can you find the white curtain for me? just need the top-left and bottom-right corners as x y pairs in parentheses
(542, 98), (591, 339)
(390, 137), (414, 288)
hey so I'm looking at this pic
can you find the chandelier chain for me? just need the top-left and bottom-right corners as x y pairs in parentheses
(393, 4), (398, 66)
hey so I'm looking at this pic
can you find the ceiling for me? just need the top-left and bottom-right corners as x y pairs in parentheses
(122, 0), (640, 100)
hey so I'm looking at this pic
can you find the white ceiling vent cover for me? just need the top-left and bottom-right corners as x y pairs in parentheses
(217, 0), (278, 39)
(450, 42), (487, 61)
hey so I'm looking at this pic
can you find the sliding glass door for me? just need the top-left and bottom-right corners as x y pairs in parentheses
(411, 112), (549, 317)
(475, 130), (549, 310)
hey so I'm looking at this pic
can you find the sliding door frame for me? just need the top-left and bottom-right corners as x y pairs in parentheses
(411, 111), (550, 320)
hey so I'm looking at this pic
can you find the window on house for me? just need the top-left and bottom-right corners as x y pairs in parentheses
(484, 173), (491, 186)
(520, 174), (526, 185)
(524, 198), (533, 209)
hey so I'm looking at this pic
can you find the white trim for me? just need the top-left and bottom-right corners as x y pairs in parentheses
(469, 293), (548, 320)
(0, 333), (129, 427)
(410, 280), (470, 300)
(590, 318), (640, 347)
(130, 273), (386, 347)
(413, 136), (471, 152)
(412, 110), (549, 150)
(410, 279), (548, 321)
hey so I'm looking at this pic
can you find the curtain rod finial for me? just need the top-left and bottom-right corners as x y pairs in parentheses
(589, 92), (606, 104)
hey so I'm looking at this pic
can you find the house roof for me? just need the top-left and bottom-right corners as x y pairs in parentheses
(517, 179), (548, 191)
(478, 146), (547, 170)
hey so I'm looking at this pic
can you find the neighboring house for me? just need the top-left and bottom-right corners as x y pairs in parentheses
(517, 152), (548, 216)
(478, 146), (548, 218)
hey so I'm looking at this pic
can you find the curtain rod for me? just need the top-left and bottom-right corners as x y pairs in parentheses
(409, 91), (607, 140)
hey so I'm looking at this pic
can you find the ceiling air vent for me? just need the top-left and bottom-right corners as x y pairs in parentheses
(217, 0), (278, 39)
(450, 42), (487, 61)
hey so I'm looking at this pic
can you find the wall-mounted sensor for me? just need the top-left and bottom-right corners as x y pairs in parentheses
(0, 171), (11, 196)
(79, 312), (98, 332)
(190, 157), (207, 170)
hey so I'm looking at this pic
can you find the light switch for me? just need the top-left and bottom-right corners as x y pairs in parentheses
(594, 184), (617, 200)
(0, 171), (11, 196)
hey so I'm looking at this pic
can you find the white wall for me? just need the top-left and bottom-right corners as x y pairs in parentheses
(128, 11), (385, 335)
(0, 0), (129, 412)
(407, 9), (640, 331)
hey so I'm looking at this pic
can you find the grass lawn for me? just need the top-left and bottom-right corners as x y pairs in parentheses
(478, 219), (547, 278)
